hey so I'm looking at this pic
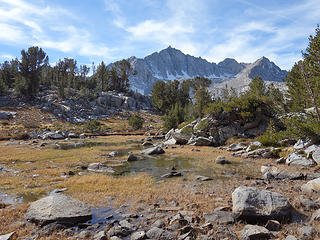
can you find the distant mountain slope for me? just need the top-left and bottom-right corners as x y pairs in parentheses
(109, 46), (287, 95)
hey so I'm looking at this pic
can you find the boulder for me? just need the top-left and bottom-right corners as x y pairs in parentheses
(215, 156), (231, 164)
(140, 146), (165, 155)
(246, 141), (262, 152)
(232, 186), (294, 222)
(142, 141), (154, 147)
(301, 177), (320, 193)
(286, 153), (316, 167)
(312, 147), (320, 164)
(187, 136), (212, 146)
(25, 194), (92, 226)
(130, 231), (146, 240)
(171, 132), (190, 145)
(0, 111), (17, 120)
(203, 211), (234, 225)
(310, 209), (320, 222)
(127, 154), (139, 162)
(108, 151), (119, 157)
(0, 232), (15, 240)
(88, 163), (115, 173)
(146, 227), (175, 240)
(163, 138), (177, 146)
(240, 225), (274, 240)
(265, 219), (281, 231)
(294, 138), (312, 150)
(228, 142), (247, 151)
(261, 165), (305, 180)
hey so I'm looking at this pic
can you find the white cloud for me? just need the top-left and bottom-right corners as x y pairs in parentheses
(0, 0), (112, 59)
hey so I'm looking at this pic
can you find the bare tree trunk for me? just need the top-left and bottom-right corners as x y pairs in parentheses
(299, 62), (320, 123)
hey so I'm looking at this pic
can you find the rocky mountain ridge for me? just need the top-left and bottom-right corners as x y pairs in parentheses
(114, 46), (287, 95)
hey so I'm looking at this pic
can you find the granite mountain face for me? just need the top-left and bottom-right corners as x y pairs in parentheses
(111, 46), (287, 95)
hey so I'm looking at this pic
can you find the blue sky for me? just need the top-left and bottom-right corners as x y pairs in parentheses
(0, 0), (319, 70)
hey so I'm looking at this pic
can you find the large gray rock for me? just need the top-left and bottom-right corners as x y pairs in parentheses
(240, 225), (273, 240)
(140, 146), (165, 155)
(25, 194), (92, 226)
(232, 186), (294, 222)
(187, 136), (212, 146)
(171, 132), (190, 145)
(286, 153), (316, 167)
(261, 165), (304, 180)
(146, 227), (175, 240)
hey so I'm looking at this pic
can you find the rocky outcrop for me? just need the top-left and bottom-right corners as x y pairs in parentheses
(164, 112), (274, 147)
(25, 194), (92, 226)
(40, 90), (152, 123)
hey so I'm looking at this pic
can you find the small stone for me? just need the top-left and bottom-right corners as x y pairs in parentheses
(215, 156), (231, 164)
(109, 151), (119, 157)
(94, 231), (107, 240)
(240, 225), (273, 240)
(130, 231), (146, 240)
(127, 154), (139, 162)
(265, 220), (281, 231)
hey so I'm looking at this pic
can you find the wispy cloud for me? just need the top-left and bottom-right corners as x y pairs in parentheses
(0, 0), (113, 60)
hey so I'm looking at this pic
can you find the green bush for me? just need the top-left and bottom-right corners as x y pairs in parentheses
(85, 120), (102, 132)
(128, 113), (144, 130)
(258, 120), (284, 147)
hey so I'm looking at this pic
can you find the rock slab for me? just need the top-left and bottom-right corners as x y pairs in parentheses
(25, 194), (92, 226)
(232, 186), (293, 222)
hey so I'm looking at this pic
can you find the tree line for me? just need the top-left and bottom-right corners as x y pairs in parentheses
(0, 46), (134, 99)
(151, 25), (320, 141)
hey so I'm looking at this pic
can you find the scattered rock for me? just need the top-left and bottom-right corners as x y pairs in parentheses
(140, 146), (165, 155)
(146, 227), (175, 240)
(261, 165), (305, 180)
(298, 226), (316, 240)
(94, 231), (107, 240)
(127, 154), (139, 162)
(88, 163), (115, 173)
(203, 211), (234, 225)
(161, 171), (182, 178)
(0, 232), (15, 240)
(171, 132), (190, 145)
(276, 157), (286, 164)
(240, 225), (274, 240)
(25, 194), (92, 226)
(215, 156), (231, 164)
(294, 138), (312, 150)
(232, 186), (294, 223)
(130, 231), (146, 240)
(109, 151), (119, 157)
(301, 177), (320, 193)
(300, 197), (319, 210)
(195, 175), (213, 181)
(265, 219), (281, 231)
(142, 141), (154, 147)
(228, 142), (247, 151)
(286, 153), (316, 167)
(187, 136), (212, 146)
(152, 219), (165, 228)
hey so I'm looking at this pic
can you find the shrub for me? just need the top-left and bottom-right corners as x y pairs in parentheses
(85, 120), (102, 132)
(128, 113), (144, 130)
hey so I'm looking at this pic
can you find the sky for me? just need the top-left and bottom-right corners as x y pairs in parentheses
(0, 0), (319, 70)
